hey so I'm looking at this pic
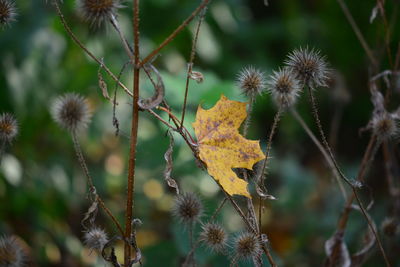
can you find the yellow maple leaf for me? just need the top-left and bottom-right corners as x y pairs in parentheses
(192, 95), (265, 198)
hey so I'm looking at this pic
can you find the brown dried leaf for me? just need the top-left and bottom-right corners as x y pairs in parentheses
(81, 199), (99, 230)
(325, 230), (351, 267)
(163, 131), (179, 194)
(138, 64), (165, 110)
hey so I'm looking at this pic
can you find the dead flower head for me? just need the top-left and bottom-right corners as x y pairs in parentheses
(233, 232), (262, 261)
(0, 0), (16, 28)
(199, 222), (227, 252)
(236, 66), (267, 99)
(51, 93), (92, 133)
(267, 68), (301, 109)
(83, 227), (109, 251)
(0, 235), (27, 267)
(0, 113), (18, 143)
(285, 47), (330, 88)
(172, 192), (203, 224)
(77, 0), (123, 27)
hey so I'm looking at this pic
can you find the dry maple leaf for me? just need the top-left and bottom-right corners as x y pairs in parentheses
(192, 95), (265, 198)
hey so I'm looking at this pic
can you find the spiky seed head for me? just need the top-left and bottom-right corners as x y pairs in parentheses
(381, 217), (398, 237)
(236, 66), (267, 98)
(0, 0), (16, 28)
(285, 47), (330, 88)
(371, 112), (398, 140)
(267, 68), (301, 109)
(77, 0), (122, 27)
(0, 113), (18, 143)
(233, 232), (261, 261)
(51, 93), (92, 133)
(0, 235), (26, 267)
(172, 192), (203, 224)
(83, 227), (109, 251)
(199, 222), (227, 252)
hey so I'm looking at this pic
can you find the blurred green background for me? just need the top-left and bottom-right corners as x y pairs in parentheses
(1, 0), (399, 266)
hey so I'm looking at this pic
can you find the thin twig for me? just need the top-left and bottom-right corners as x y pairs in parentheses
(109, 14), (134, 62)
(180, 7), (208, 128)
(139, 0), (210, 67)
(52, 1), (133, 97)
(242, 100), (254, 137)
(291, 109), (347, 200)
(241, 95), (260, 233)
(72, 134), (124, 236)
(210, 197), (227, 221)
(307, 87), (390, 266)
(183, 197), (227, 266)
(307, 87), (353, 187)
(147, 109), (177, 130)
(376, 0), (393, 68)
(336, 0), (378, 67)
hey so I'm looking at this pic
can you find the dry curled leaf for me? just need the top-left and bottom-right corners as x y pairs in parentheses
(192, 95), (265, 198)
(163, 131), (180, 194)
(325, 230), (351, 267)
(81, 199), (99, 230)
(138, 64), (165, 110)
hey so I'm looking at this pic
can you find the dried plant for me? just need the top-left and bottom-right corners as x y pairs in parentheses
(1, 0), (399, 266)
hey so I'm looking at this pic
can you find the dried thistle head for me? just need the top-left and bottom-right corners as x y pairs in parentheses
(199, 222), (227, 252)
(51, 93), (92, 134)
(381, 217), (399, 237)
(0, 113), (18, 143)
(77, 0), (122, 27)
(83, 227), (109, 251)
(236, 66), (267, 99)
(0, 235), (27, 267)
(172, 192), (203, 224)
(0, 0), (16, 28)
(285, 47), (330, 88)
(371, 112), (398, 141)
(267, 68), (301, 109)
(233, 232), (261, 261)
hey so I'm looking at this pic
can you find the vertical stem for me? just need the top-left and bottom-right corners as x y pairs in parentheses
(306, 87), (390, 265)
(257, 109), (282, 230)
(180, 7), (207, 128)
(125, 0), (141, 265)
(241, 96), (260, 233)
(72, 133), (124, 236)
(291, 109), (347, 200)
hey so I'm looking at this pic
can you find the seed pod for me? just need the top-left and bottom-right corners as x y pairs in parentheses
(0, 113), (18, 143)
(0, 235), (27, 267)
(233, 232), (261, 261)
(285, 47), (330, 88)
(77, 0), (123, 27)
(267, 68), (301, 109)
(51, 93), (92, 133)
(199, 222), (227, 252)
(236, 66), (267, 98)
(83, 227), (109, 251)
(371, 112), (398, 140)
(0, 0), (17, 28)
(172, 192), (203, 224)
